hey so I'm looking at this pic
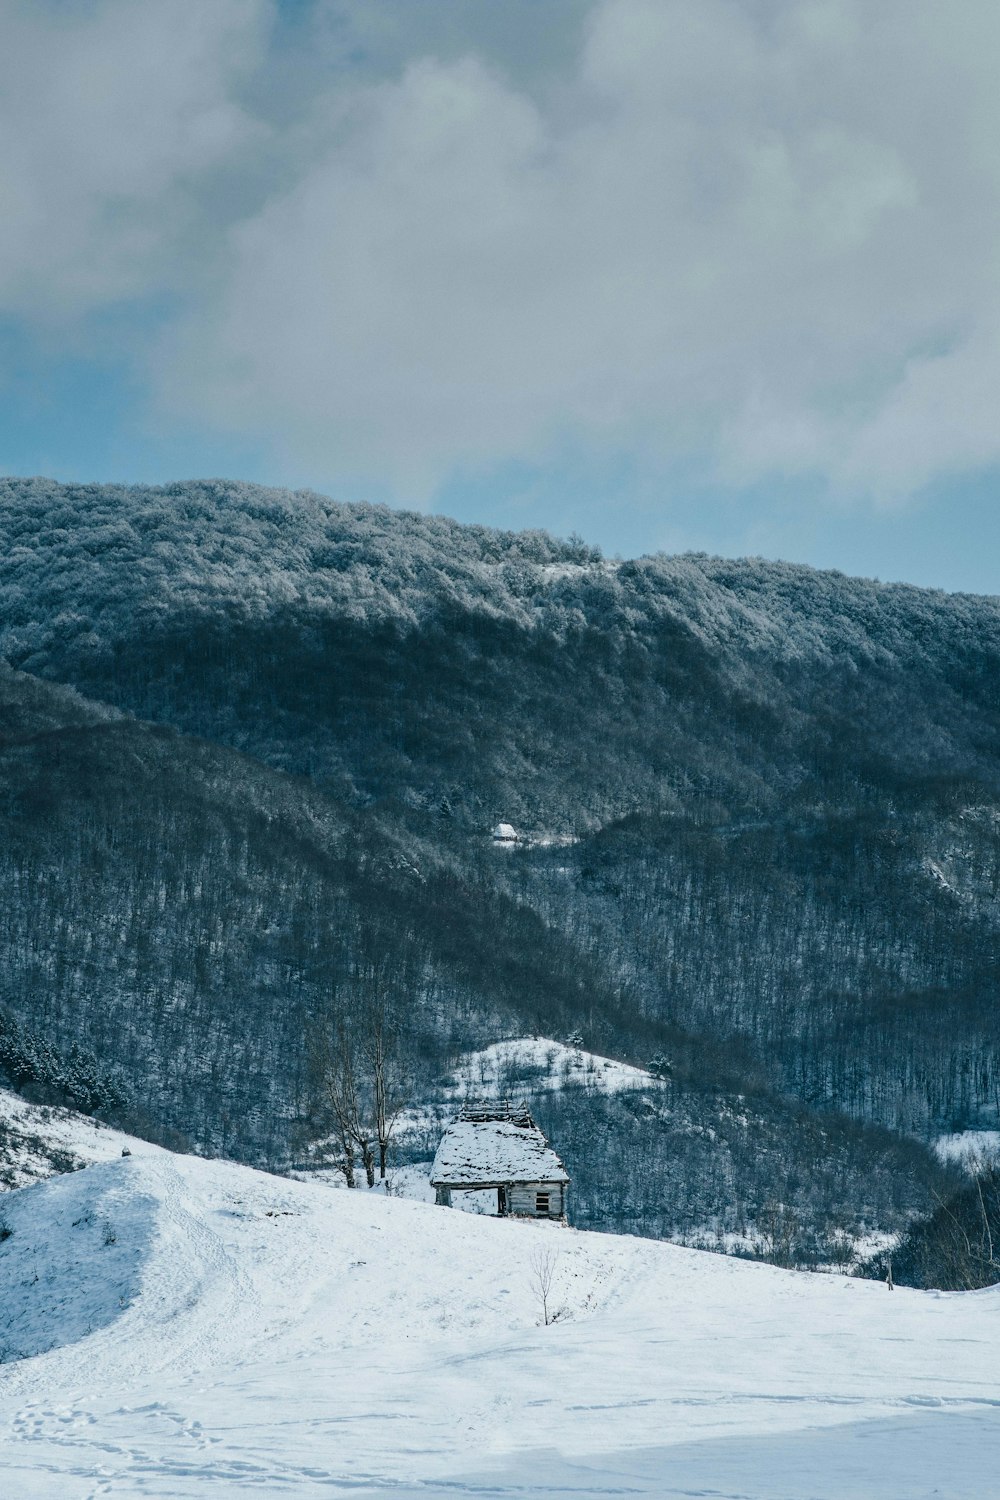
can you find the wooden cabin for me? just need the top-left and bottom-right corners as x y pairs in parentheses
(430, 1101), (569, 1221)
(492, 823), (520, 844)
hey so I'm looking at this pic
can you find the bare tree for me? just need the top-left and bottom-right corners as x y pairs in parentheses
(311, 1019), (375, 1187)
(972, 1151), (997, 1268)
(364, 1002), (408, 1180)
(310, 968), (409, 1188)
(529, 1247), (562, 1326)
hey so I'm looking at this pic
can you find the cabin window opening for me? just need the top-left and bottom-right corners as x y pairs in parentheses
(536, 1191), (551, 1215)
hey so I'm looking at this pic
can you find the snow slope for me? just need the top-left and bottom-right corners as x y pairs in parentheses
(1, 1149), (999, 1497)
(440, 1036), (657, 1098)
(0, 1087), (165, 1188)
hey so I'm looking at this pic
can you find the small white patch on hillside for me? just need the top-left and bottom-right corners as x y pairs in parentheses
(538, 562), (590, 582)
(935, 1130), (1000, 1167)
(489, 830), (579, 849)
(926, 858), (961, 896)
(443, 1038), (658, 1100)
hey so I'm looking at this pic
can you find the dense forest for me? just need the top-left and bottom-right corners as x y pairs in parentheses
(2, 476), (999, 1259)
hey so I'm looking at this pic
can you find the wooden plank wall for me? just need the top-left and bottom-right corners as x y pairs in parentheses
(508, 1181), (565, 1218)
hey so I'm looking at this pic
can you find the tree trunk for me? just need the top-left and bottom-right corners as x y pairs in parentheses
(342, 1142), (356, 1190)
(373, 1018), (390, 1178)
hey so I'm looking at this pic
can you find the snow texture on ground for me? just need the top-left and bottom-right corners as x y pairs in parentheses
(0, 1088), (161, 1188)
(0, 1142), (999, 1497)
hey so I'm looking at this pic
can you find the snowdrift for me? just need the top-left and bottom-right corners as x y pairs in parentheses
(0, 1161), (156, 1362)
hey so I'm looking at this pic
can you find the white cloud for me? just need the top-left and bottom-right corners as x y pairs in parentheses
(835, 327), (1000, 499)
(0, 0), (269, 322)
(5, 0), (1000, 506)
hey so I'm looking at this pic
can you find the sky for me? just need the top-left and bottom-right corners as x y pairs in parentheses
(2, 0), (999, 592)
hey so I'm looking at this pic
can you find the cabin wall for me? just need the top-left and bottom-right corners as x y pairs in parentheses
(508, 1181), (566, 1218)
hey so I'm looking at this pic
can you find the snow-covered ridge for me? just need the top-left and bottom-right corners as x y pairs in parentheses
(0, 1087), (160, 1190)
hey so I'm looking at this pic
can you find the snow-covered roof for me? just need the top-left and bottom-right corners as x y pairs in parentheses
(430, 1107), (569, 1187)
(492, 823), (519, 840)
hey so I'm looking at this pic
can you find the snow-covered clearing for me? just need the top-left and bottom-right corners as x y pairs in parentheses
(1, 1138), (999, 1496)
(935, 1128), (1000, 1167)
(443, 1037), (656, 1097)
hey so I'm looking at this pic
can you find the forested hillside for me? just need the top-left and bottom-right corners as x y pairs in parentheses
(2, 476), (999, 1256)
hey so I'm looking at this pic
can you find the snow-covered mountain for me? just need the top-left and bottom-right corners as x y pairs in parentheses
(2, 477), (999, 1260)
(1, 1135), (998, 1497)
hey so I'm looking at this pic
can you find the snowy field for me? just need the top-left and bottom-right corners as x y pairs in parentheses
(0, 1115), (999, 1497)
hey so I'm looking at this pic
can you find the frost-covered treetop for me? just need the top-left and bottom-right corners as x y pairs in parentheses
(2, 476), (999, 683)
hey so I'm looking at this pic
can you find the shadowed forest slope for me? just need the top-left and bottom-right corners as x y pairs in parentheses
(1, 477), (997, 1254)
